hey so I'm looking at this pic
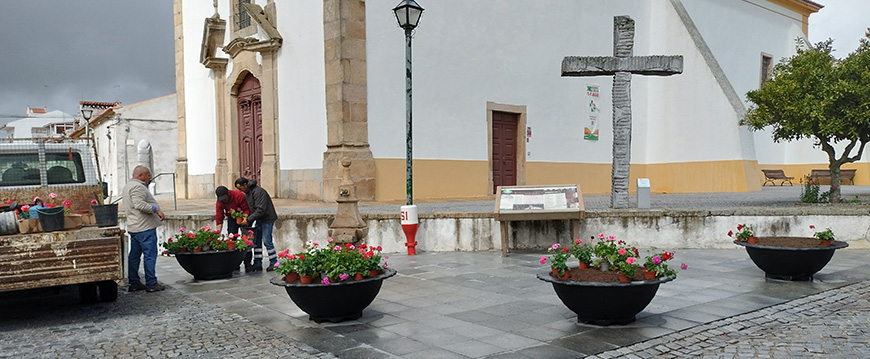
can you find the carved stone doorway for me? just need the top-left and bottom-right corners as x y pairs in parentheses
(237, 73), (263, 182)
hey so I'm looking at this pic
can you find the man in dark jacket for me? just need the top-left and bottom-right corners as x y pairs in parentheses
(235, 177), (278, 272)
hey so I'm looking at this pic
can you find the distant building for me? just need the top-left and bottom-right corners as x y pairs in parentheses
(0, 107), (75, 138)
(69, 95), (177, 200)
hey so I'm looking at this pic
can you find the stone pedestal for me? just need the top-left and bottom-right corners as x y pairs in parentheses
(328, 157), (368, 244)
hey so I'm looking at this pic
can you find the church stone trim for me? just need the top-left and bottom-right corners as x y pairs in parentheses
(174, 0), (189, 198)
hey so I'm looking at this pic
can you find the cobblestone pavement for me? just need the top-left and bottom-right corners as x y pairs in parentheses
(589, 280), (870, 359)
(0, 285), (336, 359)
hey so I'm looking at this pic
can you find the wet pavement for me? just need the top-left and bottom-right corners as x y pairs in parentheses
(2, 186), (870, 358)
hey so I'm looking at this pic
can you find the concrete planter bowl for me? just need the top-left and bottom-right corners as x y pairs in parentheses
(174, 250), (246, 280)
(537, 273), (675, 325)
(735, 238), (848, 281)
(270, 267), (397, 323)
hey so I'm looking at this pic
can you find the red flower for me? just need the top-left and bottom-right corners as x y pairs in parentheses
(809, 225), (815, 229)
(737, 224), (743, 230)
(299, 254), (305, 260)
(727, 230), (733, 237)
(562, 247), (569, 253)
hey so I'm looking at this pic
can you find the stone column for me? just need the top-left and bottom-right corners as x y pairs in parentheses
(173, 0), (189, 198)
(321, 0), (375, 201)
(259, 49), (280, 195)
(207, 59), (230, 188)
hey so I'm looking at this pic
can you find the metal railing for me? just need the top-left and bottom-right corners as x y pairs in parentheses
(151, 172), (177, 210)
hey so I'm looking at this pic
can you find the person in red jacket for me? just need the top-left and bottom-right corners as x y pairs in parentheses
(215, 186), (253, 271)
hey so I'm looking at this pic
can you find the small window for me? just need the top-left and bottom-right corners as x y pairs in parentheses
(237, 0), (251, 29)
(760, 53), (773, 88)
(45, 152), (85, 184)
(0, 154), (40, 186)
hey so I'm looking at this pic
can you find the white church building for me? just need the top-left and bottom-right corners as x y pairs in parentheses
(174, 0), (835, 202)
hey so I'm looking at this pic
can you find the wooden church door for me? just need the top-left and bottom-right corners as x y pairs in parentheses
(492, 111), (518, 193)
(237, 73), (263, 182)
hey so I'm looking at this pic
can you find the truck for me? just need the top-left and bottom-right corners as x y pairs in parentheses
(0, 138), (123, 302)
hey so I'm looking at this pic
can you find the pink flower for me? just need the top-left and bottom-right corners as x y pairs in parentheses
(244, 240), (253, 245)
(626, 257), (636, 264)
(681, 263), (688, 270)
(333, 245), (341, 251)
(339, 273), (349, 281)
(608, 235), (615, 241)
(652, 256), (661, 264)
(618, 248), (627, 255)
(179, 227), (185, 232)
(574, 238), (582, 244)
(91, 199), (98, 205)
(49, 193), (57, 199)
(539, 256), (547, 264)
(312, 241), (319, 247)
(598, 233), (605, 239)
(321, 277), (331, 285)
(551, 243), (560, 250)
(273, 262), (280, 268)
(328, 238), (334, 242)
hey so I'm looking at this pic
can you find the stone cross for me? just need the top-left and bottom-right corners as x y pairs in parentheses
(562, 16), (683, 209)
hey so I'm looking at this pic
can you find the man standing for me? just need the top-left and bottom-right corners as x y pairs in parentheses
(214, 185), (252, 271)
(234, 177), (278, 272)
(122, 166), (165, 292)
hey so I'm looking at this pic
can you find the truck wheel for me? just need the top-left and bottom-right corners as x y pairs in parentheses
(98, 281), (118, 302)
(79, 283), (98, 303)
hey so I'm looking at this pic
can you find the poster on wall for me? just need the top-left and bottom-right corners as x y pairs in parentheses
(584, 84), (600, 140)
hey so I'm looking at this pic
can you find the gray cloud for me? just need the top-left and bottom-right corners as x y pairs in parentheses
(0, 0), (174, 117)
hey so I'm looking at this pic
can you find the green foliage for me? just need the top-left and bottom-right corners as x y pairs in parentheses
(570, 238), (594, 264)
(743, 34), (870, 203)
(800, 177), (831, 203)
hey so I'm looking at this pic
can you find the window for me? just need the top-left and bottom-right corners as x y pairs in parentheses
(237, 0), (251, 29)
(760, 53), (773, 88)
(0, 151), (85, 186)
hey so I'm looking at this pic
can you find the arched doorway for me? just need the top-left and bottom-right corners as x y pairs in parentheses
(237, 73), (263, 182)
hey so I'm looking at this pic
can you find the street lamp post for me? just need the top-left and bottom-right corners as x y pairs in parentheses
(393, 0), (423, 255)
(81, 109), (93, 139)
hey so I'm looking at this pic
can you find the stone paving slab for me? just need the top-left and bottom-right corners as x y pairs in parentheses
(587, 280), (870, 359)
(0, 285), (336, 359)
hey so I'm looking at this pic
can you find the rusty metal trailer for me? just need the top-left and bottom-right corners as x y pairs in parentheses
(0, 226), (124, 302)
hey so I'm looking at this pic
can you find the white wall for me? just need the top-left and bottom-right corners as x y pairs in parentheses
(181, 0), (218, 175)
(276, 2), (328, 170)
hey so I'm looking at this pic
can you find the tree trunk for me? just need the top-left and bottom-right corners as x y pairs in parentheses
(829, 164), (842, 203)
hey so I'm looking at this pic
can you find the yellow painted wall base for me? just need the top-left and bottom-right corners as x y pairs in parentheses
(374, 158), (771, 202)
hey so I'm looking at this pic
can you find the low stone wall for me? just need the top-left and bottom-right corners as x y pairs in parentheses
(122, 207), (870, 254)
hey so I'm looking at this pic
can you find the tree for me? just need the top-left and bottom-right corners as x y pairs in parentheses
(742, 33), (870, 203)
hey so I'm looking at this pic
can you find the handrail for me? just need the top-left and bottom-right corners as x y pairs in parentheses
(151, 172), (177, 210)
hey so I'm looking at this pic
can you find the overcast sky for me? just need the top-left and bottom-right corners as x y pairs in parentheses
(0, 1), (174, 119)
(0, 1), (866, 119)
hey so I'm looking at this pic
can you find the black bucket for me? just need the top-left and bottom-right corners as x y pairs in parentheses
(36, 206), (65, 232)
(93, 204), (119, 227)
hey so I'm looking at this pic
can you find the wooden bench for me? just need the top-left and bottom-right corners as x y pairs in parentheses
(761, 169), (794, 186)
(809, 169), (856, 185)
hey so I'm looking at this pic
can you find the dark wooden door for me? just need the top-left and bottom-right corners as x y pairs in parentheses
(237, 73), (263, 182)
(492, 111), (518, 193)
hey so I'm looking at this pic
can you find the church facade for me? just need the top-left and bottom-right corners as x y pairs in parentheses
(174, 0), (829, 201)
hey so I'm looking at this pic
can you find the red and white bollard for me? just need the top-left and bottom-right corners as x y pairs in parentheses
(400, 205), (418, 255)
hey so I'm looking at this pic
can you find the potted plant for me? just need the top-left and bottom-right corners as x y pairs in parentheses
(90, 197), (119, 227)
(728, 223), (756, 243)
(732, 224), (848, 280)
(643, 251), (679, 280)
(538, 233), (686, 325)
(541, 243), (571, 279)
(270, 238), (396, 323)
(570, 238), (593, 269)
(161, 227), (252, 280)
(229, 209), (246, 225)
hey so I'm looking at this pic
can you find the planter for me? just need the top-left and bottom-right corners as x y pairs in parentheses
(174, 249), (246, 280)
(270, 267), (397, 323)
(35, 206), (65, 232)
(92, 204), (119, 227)
(735, 237), (848, 281)
(537, 272), (675, 325)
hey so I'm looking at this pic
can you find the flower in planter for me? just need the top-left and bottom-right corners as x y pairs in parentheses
(592, 234), (618, 267)
(616, 256), (640, 277)
(162, 226), (247, 253)
(810, 225), (835, 242)
(274, 239), (387, 283)
(728, 224), (754, 241)
(542, 243), (571, 276)
(570, 238), (594, 265)
(643, 251), (680, 278)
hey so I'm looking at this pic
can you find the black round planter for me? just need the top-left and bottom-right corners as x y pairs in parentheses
(735, 238), (848, 281)
(270, 267), (397, 323)
(174, 250), (246, 280)
(537, 273), (675, 325)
